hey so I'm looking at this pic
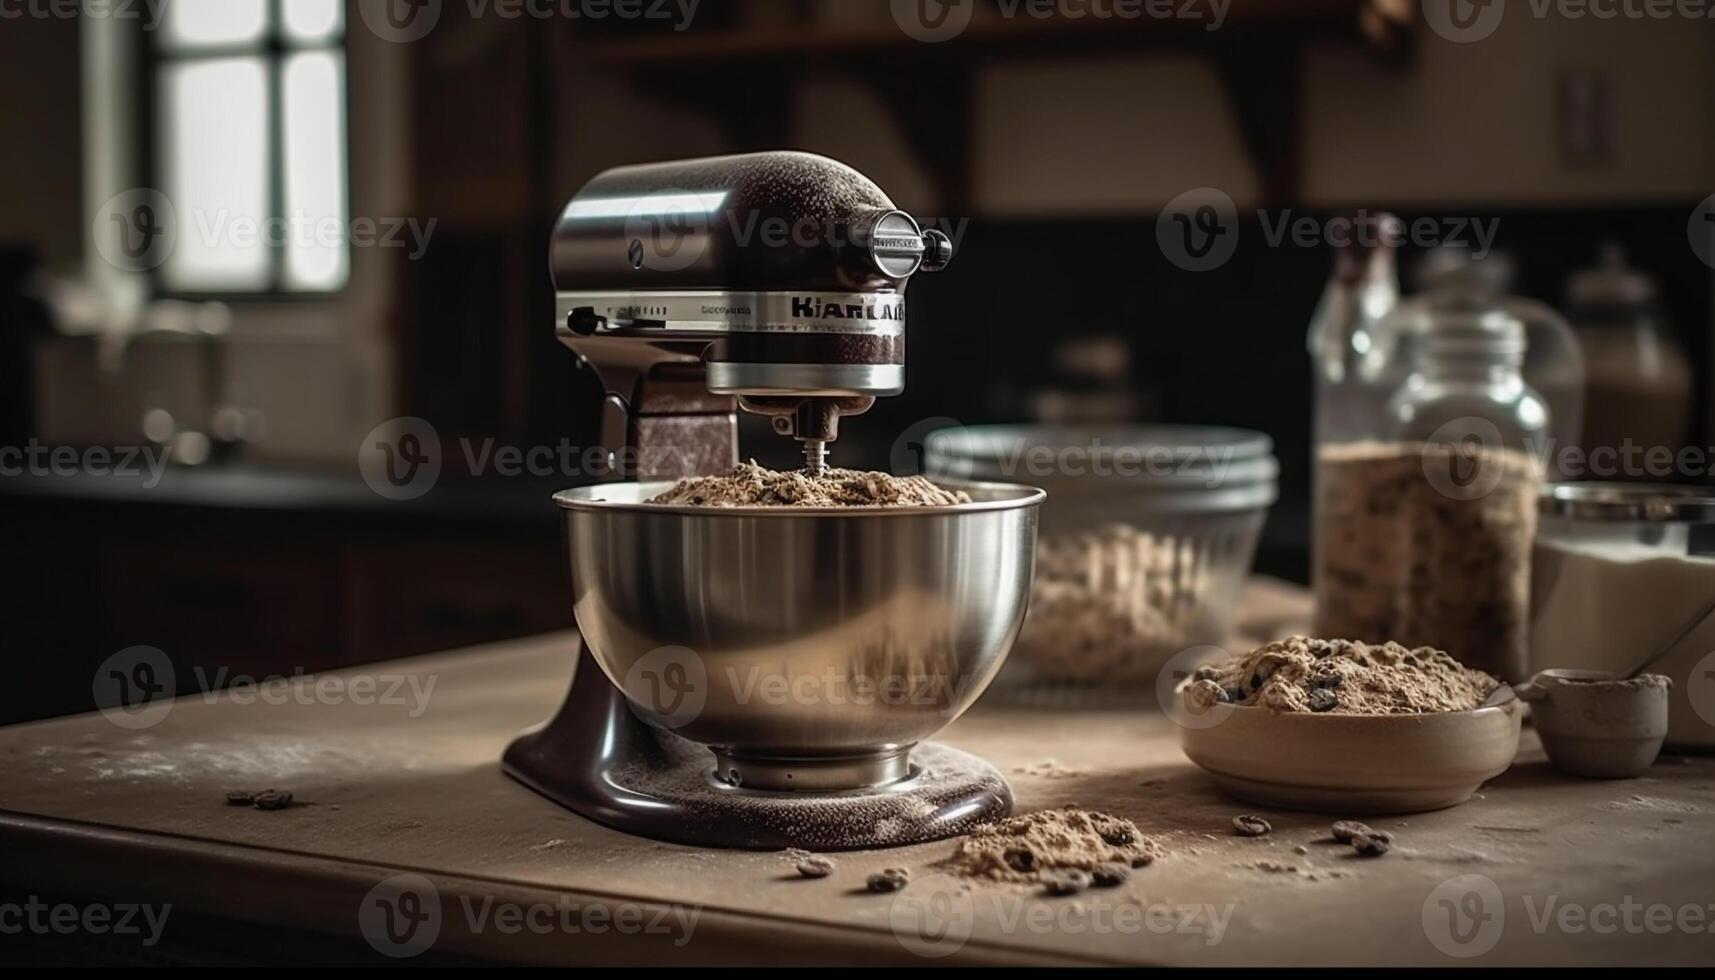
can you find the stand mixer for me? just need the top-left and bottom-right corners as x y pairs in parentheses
(503, 151), (1043, 850)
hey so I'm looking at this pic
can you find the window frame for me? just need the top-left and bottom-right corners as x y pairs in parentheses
(140, 0), (352, 303)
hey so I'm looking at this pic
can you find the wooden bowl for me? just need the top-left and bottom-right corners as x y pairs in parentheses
(1176, 686), (1522, 813)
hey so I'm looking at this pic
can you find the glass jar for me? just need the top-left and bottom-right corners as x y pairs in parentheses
(1314, 312), (1549, 681)
(1377, 248), (1586, 479)
(1565, 245), (1692, 474)
(1532, 483), (1715, 750)
(925, 425), (1277, 691)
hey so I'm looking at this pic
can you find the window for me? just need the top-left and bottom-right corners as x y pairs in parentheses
(153, 0), (348, 294)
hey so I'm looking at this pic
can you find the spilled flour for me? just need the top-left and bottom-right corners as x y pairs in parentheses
(942, 807), (1165, 884)
(650, 460), (972, 507)
(1184, 636), (1498, 715)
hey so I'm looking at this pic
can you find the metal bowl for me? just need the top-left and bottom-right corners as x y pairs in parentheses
(555, 480), (1044, 792)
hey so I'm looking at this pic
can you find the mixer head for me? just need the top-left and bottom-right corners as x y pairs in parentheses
(550, 151), (953, 475)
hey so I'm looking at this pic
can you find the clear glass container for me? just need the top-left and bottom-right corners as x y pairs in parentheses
(1375, 248), (1586, 479)
(1314, 312), (1551, 682)
(925, 425), (1277, 692)
(1531, 483), (1715, 750)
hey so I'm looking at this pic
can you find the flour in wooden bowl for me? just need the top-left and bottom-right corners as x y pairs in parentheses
(1183, 636), (1499, 715)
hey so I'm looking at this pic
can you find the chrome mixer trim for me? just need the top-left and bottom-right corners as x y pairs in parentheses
(706, 362), (905, 396)
(555, 290), (906, 337)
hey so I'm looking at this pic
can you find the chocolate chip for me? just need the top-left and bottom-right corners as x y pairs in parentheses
(1232, 815), (1272, 837)
(1129, 853), (1155, 868)
(1090, 864), (1130, 888)
(1003, 847), (1037, 873)
(866, 868), (909, 893)
(1352, 834), (1391, 857)
(1312, 672), (1344, 689)
(225, 790), (256, 806)
(1098, 826), (1135, 847)
(1308, 688), (1340, 713)
(1042, 870), (1090, 897)
(1224, 686), (1248, 704)
(796, 856), (835, 879)
(1331, 821), (1391, 844)
(251, 789), (293, 811)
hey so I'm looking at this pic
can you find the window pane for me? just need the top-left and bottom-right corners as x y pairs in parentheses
(160, 58), (271, 291)
(162, 0), (268, 49)
(283, 51), (349, 291)
(282, 0), (344, 43)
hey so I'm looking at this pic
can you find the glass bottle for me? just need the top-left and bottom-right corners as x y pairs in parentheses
(1565, 244), (1691, 476)
(1315, 311), (1548, 681)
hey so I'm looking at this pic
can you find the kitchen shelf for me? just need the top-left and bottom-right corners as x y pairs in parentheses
(557, 0), (1415, 207)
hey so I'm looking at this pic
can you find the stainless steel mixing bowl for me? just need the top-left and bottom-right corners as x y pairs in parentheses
(556, 480), (1044, 792)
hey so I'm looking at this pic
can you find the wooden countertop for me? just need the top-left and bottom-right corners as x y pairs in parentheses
(2, 581), (1711, 966)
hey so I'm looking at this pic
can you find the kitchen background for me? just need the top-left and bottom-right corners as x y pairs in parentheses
(1, 0), (1711, 723)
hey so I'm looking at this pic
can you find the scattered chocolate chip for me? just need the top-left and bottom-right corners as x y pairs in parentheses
(796, 856), (835, 879)
(1352, 834), (1391, 857)
(1331, 821), (1392, 844)
(251, 789), (293, 811)
(1090, 864), (1130, 888)
(1311, 672), (1344, 690)
(1293, 845), (1310, 856)
(1129, 854), (1155, 868)
(1098, 827), (1135, 847)
(1308, 688), (1340, 713)
(225, 790), (256, 806)
(1232, 815), (1272, 837)
(866, 868), (909, 893)
(1003, 847), (1037, 873)
(1331, 820), (1371, 843)
(1224, 686), (1247, 704)
(1042, 870), (1090, 897)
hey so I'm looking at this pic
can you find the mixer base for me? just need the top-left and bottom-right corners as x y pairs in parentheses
(503, 641), (1014, 851)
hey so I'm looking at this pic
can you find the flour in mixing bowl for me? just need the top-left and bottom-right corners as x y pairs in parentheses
(650, 460), (971, 507)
